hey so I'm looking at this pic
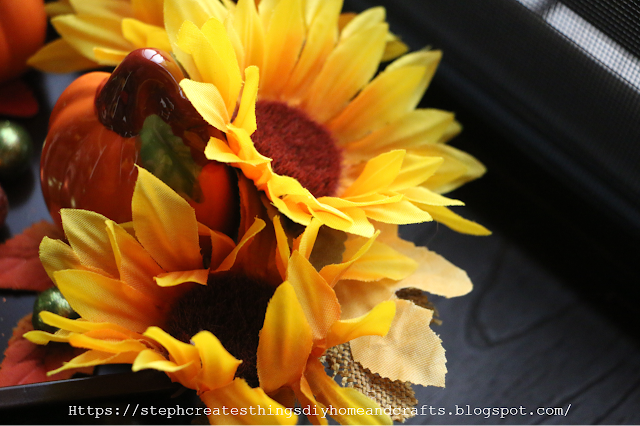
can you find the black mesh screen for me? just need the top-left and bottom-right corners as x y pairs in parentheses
(560, 0), (640, 59)
(345, 0), (640, 239)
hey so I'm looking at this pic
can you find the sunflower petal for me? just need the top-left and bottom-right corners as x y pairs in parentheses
(305, 359), (392, 425)
(192, 331), (242, 391)
(28, 39), (100, 72)
(60, 209), (118, 278)
(325, 300), (395, 349)
(303, 23), (388, 123)
(257, 281), (313, 393)
(177, 18), (242, 115)
(328, 64), (429, 144)
(39, 237), (86, 282)
(282, 0), (342, 102)
(180, 80), (230, 131)
(339, 238), (417, 282)
(155, 269), (208, 287)
(233, 0), (265, 70)
(201, 379), (297, 425)
(233, 66), (259, 134)
(121, 18), (171, 51)
(421, 205), (491, 235)
(260, 0), (305, 98)
(344, 109), (455, 160)
(132, 167), (203, 273)
(342, 150), (405, 197)
(54, 269), (162, 332)
(51, 14), (131, 62)
(142, 326), (200, 385)
(47, 350), (138, 376)
(287, 252), (341, 341)
(105, 220), (166, 299)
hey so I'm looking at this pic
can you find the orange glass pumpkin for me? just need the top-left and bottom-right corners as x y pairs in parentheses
(41, 49), (239, 235)
(0, 0), (47, 82)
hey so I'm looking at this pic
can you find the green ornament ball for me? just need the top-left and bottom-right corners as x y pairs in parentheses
(0, 120), (33, 179)
(32, 287), (80, 333)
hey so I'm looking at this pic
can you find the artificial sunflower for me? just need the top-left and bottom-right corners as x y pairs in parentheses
(29, 0), (489, 238)
(24, 167), (451, 424)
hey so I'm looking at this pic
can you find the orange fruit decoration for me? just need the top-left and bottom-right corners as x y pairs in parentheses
(41, 48), (239, 235)
(0, 0), (47, 82)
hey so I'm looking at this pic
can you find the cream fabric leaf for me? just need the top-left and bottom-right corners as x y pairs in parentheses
(350, 299), (447, 387)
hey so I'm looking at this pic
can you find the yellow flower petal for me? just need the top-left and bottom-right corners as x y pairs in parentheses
(132, 348), (193, 374)
(303, 22), (388, 123)
(344, 109), (455, 160)
(325, 300), (395, 349)
(351, 300), (447, 387)
(233, 65), (260, 134)
(122, 18), (171, 51)
(260, 0), (305, 98)
(47, 350), (138, 376)
(68, 333), (148, 354)
(413, 143), (487, 194)
(39, 236), (86, 282)
(180, 79), (231, 131)
(388, 154), (443, 191)
(362, 199), (432, 225)
(232, 0), (265, 70)
(213, 218), (266, 272)
(92, 46), (128, 64)
(155, 269), (208, 287)
(52, 14), (132, 62)
(192, 331), (242, 392)
(132, 167), (203, 272)
(23, 330), (71, 345)
(28, 38), (99, 72)
(281, 0), (342, 102)
(105, 220), (166, 300)
(287, 252), (341, 341)
(60, 209), (118, 278)
(339, 7), (385, 40)
(132, 0), (164, 27)
(177, 18), (242, 116)
(69, 0), (133, 19)
(257, 282), (313, 393)
(305, 359), (392, 425)
(328, 63), (430, 144)
(37, 311), (140, 336)
(141, 326), (200, 387)
(339, 238), (418, 282)
(201, 379), (298, 425)
(54, 269), (162, 332)
(398, 186), (464, 207)
(421, 205), (491, 235)
(342, 150), (405, 198)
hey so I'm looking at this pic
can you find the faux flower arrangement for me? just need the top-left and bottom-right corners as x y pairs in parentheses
(0, 0), (489, 424)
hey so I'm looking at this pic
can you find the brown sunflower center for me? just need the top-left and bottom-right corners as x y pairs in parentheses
(164, 272), (276, 388)
(252, 100), (342, 198)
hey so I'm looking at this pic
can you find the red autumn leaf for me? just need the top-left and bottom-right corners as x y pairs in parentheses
(0, 314), (93, 387)
(0, 78), (39, 117)
(0, 221), (64, 292)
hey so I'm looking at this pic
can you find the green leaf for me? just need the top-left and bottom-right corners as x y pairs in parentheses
(139, 114), (202, 201)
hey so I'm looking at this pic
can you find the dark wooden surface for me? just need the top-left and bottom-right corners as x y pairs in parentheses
(2, 7), (640, 424)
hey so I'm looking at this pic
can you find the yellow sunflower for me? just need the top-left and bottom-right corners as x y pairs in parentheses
(24, 167), (454, 424)
(28, 0), (170, 72)
(30, 0), (489, 238)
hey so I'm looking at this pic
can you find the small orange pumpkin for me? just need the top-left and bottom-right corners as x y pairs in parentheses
(41, 49), (239, 235)
(0, 0), (47, 82)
